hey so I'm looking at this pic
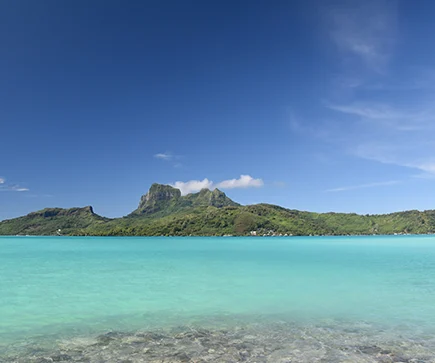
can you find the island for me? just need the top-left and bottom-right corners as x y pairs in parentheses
(1, 183), (435, 236)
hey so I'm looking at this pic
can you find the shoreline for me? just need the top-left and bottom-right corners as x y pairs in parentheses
(4, 233), (435, 237)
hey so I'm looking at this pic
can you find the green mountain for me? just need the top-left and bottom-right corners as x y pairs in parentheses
(129, 183), (239, 217)
(2, 183), (435, 236)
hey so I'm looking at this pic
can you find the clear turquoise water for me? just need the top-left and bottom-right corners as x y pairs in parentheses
(1, 235), (435, 348)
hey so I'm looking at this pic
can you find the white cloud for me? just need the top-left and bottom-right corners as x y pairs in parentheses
(216, 175), (264, 189)
(326, 180), (400, 193)
(171, 178), (214, 196)
(0, 178), (4, 184)
(171, 175), (264, 196)
(154, 152), (173, 161)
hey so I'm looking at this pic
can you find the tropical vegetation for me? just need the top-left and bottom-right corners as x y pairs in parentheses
(2, 184), (435, 237)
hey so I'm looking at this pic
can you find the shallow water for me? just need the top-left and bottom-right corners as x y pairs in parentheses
(1, 235), (435, 362)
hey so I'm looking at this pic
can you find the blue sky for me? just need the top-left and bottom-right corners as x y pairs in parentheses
(2, 0), (435, 220)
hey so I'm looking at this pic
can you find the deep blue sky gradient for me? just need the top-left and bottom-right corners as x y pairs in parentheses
(2, 0), (435, 220)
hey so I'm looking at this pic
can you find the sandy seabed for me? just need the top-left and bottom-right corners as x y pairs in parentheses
(2, 318), (435, 363)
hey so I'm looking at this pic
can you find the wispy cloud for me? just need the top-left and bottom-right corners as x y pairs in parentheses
(25, 193), (54, 198)
(289, 0), (435, 197)
(412, 171), (435, 180)
(154, 152), (183, 168)
(171, 175), (264, 196)
(416, 162), (435, 174)
(348, 126), (435, 175)
(326, 103), (408, 120)
(154, 152), (173, 161)
(326, 102), (434, 131)
(294, 99), (435, 177)
(294, 102), (435, 177)
(0, 178), (29, 192)
(328, 0), (397, 73)
(326, 180), (400, 193)
(312, 0), (435, 178)
(8, 186), (30, 192)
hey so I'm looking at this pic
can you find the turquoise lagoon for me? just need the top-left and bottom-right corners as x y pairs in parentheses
(1, 235), (435, 359)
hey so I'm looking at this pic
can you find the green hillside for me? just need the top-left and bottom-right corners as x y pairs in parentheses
(0, 206), (108, 236)
(1, 184), (435, 236)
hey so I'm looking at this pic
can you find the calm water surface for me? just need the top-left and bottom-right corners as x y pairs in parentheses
(1, 235), (435, 360)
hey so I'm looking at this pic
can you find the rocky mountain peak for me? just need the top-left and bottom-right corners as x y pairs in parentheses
(130, 184), (240, 216)
(143, 184), (181, 204)
(132, 184), (181, 215)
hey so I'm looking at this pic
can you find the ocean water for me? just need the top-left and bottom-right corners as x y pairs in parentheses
(1, 235), (435, 362)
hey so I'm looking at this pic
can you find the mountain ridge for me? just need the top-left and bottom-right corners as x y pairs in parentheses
(2, 183), (435, 236)
(129, 184), (239, 217)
